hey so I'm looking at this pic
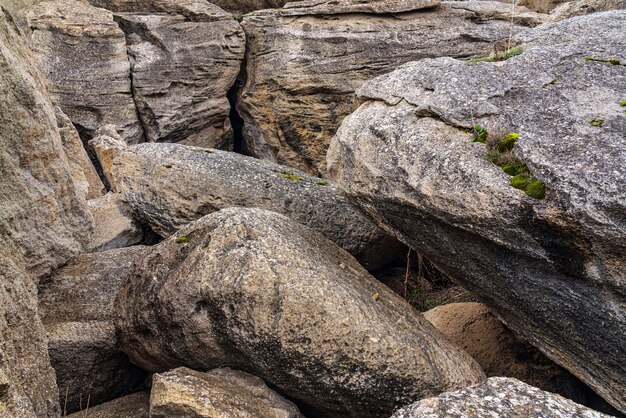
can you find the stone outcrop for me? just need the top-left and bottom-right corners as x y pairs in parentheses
(66, 391), (150, 418)
(547, 0), (625, 21)
(115, 208), (484, 418)
(391, 377), (612, 418)
(205, 0), (289, 14)
(238, 0), (542, 175)
(38, 247), (149, 413)
(328, 11), (626, 413)
(150, 367), (303, 418)
(27, 0), (143, 144)
(87, 193), (145, 252)
(91, 136), (403, 270)
(423, 303), (597, 404)
(90, 0), (245, 148)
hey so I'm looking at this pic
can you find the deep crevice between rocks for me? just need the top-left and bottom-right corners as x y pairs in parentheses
(228, 53), (248, 155)
(74, 122), (111, 192)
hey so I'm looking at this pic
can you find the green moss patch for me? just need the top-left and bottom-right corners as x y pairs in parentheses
(175, 235), (190, 244)
(315, 181), (329, 186)
(584, 57), (623, 65)
(191, 148), (215, 154)
(589, 118), (604, 128)
(280, 170), (305, 181)
(469, 47), (524, 63)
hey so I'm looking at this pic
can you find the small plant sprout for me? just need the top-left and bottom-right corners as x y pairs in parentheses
(471, 123), (489, 143)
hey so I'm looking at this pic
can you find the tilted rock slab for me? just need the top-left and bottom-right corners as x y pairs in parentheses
(87, 192), (146, 252)
(38, 247), (149, 413)
(150, 367), (303, 418)
(115, 208), (484, 418)
(328, 11), (626, 413)
(391, 377), (612, 418)
(91, 136), (403, 270)
(27, 0), (143, 144)
(88, 0), (246, 148)
(238, 0), (543, 175)
(66, 391), (150, 418)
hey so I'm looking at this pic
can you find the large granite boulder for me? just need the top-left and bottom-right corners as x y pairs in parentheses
(115, 208), (485, 418)
(150, 367), (303, 418)
(91, 135), (403, 270)
(392, 377), (612, 418)
(327, 11), (626, 413)
(238, 0), (543, 175)
(547, 0), (624, 21)
(38, 247), (149, 413)
(27, 0), (143, 144)
(88, 0), (246, 148)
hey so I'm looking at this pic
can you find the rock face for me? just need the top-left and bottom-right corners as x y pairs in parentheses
(91, 0), (246, 148)
(115, 208), (485, 418)
(150, 367), (303, 418)
(423, 303), (597, 405)
(66, 391), (150, 418)
(27, 0), (143, 144)
(328, 11), (626, 413)
(38, 247), (149, 413)
(91, 136), (403, 270)
(206, 0), (288, 14)
(547, 0), (625, 21)
(87, 193), (145, 252)
(392, 377), (612, 418)
(238, 0), (542, 175)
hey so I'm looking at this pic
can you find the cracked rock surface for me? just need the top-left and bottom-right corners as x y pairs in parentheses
(328, 10), (626, 413)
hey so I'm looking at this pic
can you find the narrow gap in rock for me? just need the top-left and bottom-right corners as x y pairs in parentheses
(74, 123), (111, 192)
(228, 79), (246, 154)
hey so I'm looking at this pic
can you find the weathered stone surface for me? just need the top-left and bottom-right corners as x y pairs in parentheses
(27, 0), (142, 144)
(89, 0), (245, 148)
(392, 377), (612, 418)
(39, 247), (149, 413)
(91, 136), (403, 270)
(115, 208), (485, 418)
(206, 0), (288, 14)
(150, 367), (303, 418)
(87, 193), (145, 252)
(1, 5), (93, 279)
(56, 107), (106, 201)
(328, 11), (626, 413)
(518, 0), (571, 13)
(270, 0), (441, 15)
(66, 391), (150, 418)
(423, 303), (596, 404)
(239, 1), (540, 175)
(0, 240), (59, 418)
(547, 0), (624, 21)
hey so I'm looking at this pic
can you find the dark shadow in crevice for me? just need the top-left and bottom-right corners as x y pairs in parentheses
(74, 123), (111, 192)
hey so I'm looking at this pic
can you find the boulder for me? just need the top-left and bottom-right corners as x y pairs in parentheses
(88, 0), (246, 148)
(27, 0), (143, 144)
(66, 391), (150, 418)
(1, 4), (93, 279)
(238, 0), (543, 175)
(87, 193), (145, 252)
(327, 11), (626, 413)
(547, 0), (625, 21)
(391, 377), (612, 418)
(115, 208), (485, 418)
(150, 367), (303, 418)
(38, 247), (149, 413)
(90, 136), (403, 270)
(423, 303), (598, 405)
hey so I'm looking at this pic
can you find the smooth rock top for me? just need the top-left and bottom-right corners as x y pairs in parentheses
(115, 207), (485, 418)
(266, 0), (441, 15)
(392, 377), (612, 418)
(150, 367), (303, 418)
(328, 10), (626, 413)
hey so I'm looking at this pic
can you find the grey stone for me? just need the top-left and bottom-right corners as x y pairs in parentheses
(90, 136), (404, 270)
(115, 207), (485, 418)
(239, 1), (542, 175)
(327, 11), (626, 413)
(66, 391), (150, 418)
(392, 377), (612, 418)
(39, 247), (149, 414)
(87, 193), (145, 252)
(150, 367), (303, 418)
(547, 0), (625, 21)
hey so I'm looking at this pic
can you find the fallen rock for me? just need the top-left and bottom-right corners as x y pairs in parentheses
(423, 303), (600, 405)
(150, 367), (303, 418)
(328, 11), (626, 413)
(87, 193), (145, 252)
(66, 391), (150, 418)
(547, 0), (624, 21)
(55, 107), (106, 201)
(38, 247), (149, 414)
(88, 0), (245, 148)
(1, 4), (93, 278)
(91, 136), (403, 270)
(238, 0), (542, 175)
(115, 208), (484, 418)
(391, 377), (612, 418)
(27, 0), (143, 144)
